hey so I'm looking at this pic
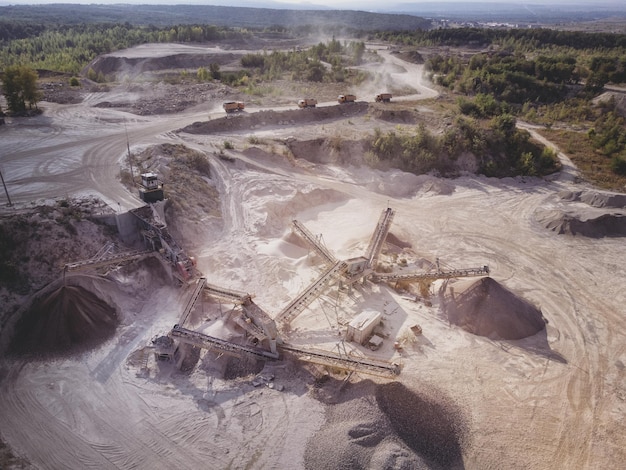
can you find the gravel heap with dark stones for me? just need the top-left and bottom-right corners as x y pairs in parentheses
(304, 380), (467, 470)
(10, 284), (118, 357)
(442, 277), (546, 340)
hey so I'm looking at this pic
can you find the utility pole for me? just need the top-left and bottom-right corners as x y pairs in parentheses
(125, 121), (134, 184)
(0, 168), (12, 206)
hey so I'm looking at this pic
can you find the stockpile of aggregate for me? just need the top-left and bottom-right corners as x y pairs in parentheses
(180, 102), (369, 134)
(536, 209), (626, 237)
(10, 284), (118, 357)
(442, 277), (545, 340)
(304, 380), (467, 470)
(535, 189), (626, 238)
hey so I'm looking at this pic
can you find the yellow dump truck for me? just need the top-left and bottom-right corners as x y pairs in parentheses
(338, 94), (356, 104)
(298, 98), (318, 108)
(375, 93), (392, 103)
(223, 101), (245, 113)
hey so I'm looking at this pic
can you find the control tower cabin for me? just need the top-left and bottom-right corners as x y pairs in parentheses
(139, 172), (164, 203)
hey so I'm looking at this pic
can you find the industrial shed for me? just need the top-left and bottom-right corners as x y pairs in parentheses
(345, 309), (382, 345)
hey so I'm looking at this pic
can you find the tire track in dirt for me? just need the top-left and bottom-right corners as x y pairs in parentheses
(0, 365), (118, 469)
(431, 221), (622, 468)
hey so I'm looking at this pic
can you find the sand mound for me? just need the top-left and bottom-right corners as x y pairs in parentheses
(559, 189), (626, 209)
(536, 190), (626, 238)
(386, 232), (412, 249)
(369, 107), (418, 124)
(181, 103), (369, 135)
(413, 175), (456, 196)
(441, 277), (545, 340)
(287, 136), (370, 166)
(305, 380), (466, 470)
(536, 209), (626, 238)
(10, 284), (118, 357)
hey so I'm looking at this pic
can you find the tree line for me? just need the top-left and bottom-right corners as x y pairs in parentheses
(239, 39), (366, 83)
(424, 49), (626, 177)
(375, 27), (626, 51)
(367, 114), (559, 178)
(0, 22), (251, 74)
(373, 27), (626, 180)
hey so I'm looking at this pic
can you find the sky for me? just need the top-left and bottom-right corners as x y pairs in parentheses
(2, 0), (624, 5)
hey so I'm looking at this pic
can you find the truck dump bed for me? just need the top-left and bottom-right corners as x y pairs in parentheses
(223, 101), (245, 113)
(338, 94), (356, 103)
(298, 98), (318, 108)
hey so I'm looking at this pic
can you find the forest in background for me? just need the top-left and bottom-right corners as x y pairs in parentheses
(374, 27), (626, 186)
(0, 3), (431, 32)
(1, 6), (625, 187)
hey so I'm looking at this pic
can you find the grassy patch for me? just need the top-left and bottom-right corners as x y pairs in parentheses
(542, 128), (626, 191)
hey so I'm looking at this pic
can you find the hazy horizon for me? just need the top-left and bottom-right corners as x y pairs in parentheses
(2, 0), (625, 24)
(2, 0), (626, 8)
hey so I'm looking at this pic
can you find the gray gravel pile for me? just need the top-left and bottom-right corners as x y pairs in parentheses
(10, 284), (118, 357)
(442, 277), (546, 340)
(305, 380), (467, 470)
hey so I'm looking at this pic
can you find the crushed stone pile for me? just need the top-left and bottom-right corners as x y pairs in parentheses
(376, 382), (466, 469)
(558, 189), (626, 209)
(535, 189), (626, 238)
(441, 277), (545, 341)
(305, 380), (466, 470)
(536, 209), (626, 238)
(10, 284), (118, 356)
(180, 103), (369, 134)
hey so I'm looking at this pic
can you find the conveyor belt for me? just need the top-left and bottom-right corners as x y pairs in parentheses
(131, 205), (195, 276)
(372, 266), (490, 283)
(364, 208), (395, 268)
(292, 220), (337, 266)
(280, 344), (400, 378)
(65, 249), (151, 271)
(178, 277), (207, 326)
(171, 326), (399, 377)
(275, 260), (348, 326)
(204, 282), (252, 305)
(171, 325), (279, 360)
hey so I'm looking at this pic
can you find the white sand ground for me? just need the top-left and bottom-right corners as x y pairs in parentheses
(0, 43), (625, 470)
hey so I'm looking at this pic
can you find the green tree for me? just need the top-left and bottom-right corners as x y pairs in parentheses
(306, 62), (325, 82)
(611, 156), (626, 175)
(87, 67), (97, 81)
(197, 67), (209, 81)
(1, 65), (41, 113)
(209, 62), (221, 80)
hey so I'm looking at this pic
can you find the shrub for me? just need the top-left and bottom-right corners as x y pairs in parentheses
(611, 156), (626, 175)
